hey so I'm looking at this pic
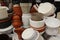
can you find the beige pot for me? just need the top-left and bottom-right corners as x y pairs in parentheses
(20, 3), (32, 13)
(0, 6), (9, 19)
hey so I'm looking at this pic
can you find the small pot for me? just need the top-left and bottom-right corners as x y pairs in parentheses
(30, 19), (45, 28)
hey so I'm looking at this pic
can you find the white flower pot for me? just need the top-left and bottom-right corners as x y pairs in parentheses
(45, 17), (60, 35)
(30, 19), (45, 28)
(45, 17), (60, 28)
(37, 2), (56, 16)
(22, 28), (44, 40)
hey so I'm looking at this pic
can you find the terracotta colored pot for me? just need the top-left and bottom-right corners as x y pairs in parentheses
(13, 4), (22, 16)
(20, 3), (32, 14)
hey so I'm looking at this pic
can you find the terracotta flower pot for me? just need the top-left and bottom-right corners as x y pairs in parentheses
(13, 4), (22, 16)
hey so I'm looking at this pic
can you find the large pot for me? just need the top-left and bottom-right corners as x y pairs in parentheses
(33, 2), (56, 16)
(22, 28), (44, 40)
(45, 17), (60, 35)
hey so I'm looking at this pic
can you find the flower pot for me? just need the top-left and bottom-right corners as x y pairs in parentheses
(0, 6), (9, 20)
(30, 19), (45, 28)
(22, 28), (44, 40)
(20, 3), (32, 14)
(45, 17), (60, 35)
(37, 2), (56, 16)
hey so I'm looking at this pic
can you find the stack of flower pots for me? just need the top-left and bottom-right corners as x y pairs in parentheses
(12, 0), (25, 40)
(12, 2), (60, 40)
(0, 6), (12, 34)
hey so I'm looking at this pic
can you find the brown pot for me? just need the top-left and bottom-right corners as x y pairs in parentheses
(13, 4), (22, 16)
